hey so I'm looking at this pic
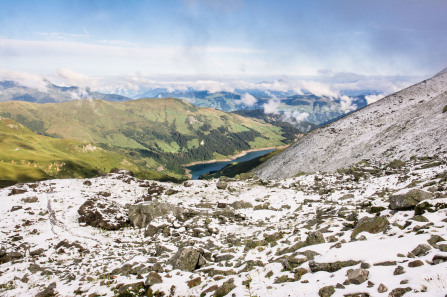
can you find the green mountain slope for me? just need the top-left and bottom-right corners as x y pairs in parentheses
(0, 98), (288, 175)
(0, 117), (173, 183)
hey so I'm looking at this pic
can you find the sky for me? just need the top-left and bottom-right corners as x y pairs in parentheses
(1, 0), (446, 94)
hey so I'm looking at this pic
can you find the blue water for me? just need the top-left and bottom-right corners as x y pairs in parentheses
(186, 149), (275, 179)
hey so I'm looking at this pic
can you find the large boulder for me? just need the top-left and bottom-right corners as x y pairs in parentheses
(389, 189), (433, 210)
(128, 202), (184, 228)
(351, 216), (389, 239)
(168, 247), (207, 272)
(78, 197), (128, 230)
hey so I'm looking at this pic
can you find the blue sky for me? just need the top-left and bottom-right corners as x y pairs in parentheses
(1, 0), (446, 79)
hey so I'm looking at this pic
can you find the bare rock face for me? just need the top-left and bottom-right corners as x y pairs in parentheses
(389, 189), (433, 210)
(78, 197), (128, 230)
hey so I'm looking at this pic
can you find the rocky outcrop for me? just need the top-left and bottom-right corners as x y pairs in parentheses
(389, 189), (433, 210)
(78, 197), (128, 230)
(351, 216), (390, 239)
(168, 247), (207, 272)
(128, 201), (184, 228)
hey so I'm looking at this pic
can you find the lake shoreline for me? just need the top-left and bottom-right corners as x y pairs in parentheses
(183, 145), (288, 179)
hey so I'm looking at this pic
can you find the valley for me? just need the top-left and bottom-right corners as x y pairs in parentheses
(0, 98), (295, 182)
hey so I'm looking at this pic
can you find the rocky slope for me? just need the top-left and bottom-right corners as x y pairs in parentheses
(253, 70), (447, 180)
(0, 155), (446, 296)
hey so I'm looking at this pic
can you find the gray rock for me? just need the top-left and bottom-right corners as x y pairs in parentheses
(309, 260), (360, 273)
(144, 272), (162, 286)
(22, 196), (38, 203)
(346, 268), (369, 284)
(427, 234), (446, 248)
(389, 189), (433, 210)
(378, 283), (388, 293)
(30, 248), (45, 257)
(78, 197), (128, 230)
(393, 265), (405, 275)
(0, 251), (24, 264)
(408, 260), (424, 267)
(318, 285), (335, 297)
(169, 247), (207, 272)
(187, 277), (201, 288)
(216, 180), (228, 190)
(35, 282), (56, 297)
(231, 200), (253, 209)
(351, 216), (390, 239)
(411, 244), (431, 257)
(305, 231), (326, 246)
(215, 278), (235, 297)
(388, 287), (411, 297)
(432, 254), (447, 265)
(128, 202), (184, 228)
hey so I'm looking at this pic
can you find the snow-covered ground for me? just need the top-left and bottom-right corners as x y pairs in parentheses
(0, 156), (446, 296)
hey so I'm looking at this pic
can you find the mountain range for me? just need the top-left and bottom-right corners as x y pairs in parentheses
(0, 80), (130, 103)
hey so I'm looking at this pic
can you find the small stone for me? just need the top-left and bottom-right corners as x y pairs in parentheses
(388, 287), (411, 297)
(335, 283), (345, 289)
(408, 260), (424, 267)
(215, 278), (236, 297)
(367, 281), (374, 287)
(378, 283), (388, 293)
(187, 277), (201, 288)
(144, 271), (162, 286)
(393, 265), (405, 275)
(22, 196), (38, 203)
(346, 268), (369, 284)
(318, 285), (335, 297)
(35, 282), (57, 297)
(374, 261), (396, 266)
(360, 262), (371, 269)
(400, 280), (408, 285)
(216, 180), (228, 190)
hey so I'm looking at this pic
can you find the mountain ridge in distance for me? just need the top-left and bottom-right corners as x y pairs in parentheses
(253, 69), (447, 179)
(0, 80), (130, 103)
(0, 98), (290, 178)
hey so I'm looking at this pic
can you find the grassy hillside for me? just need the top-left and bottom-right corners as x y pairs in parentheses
(0, 98), (288, 175)
(0, 117), (177, 183)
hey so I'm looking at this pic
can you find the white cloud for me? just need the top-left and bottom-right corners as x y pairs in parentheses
(0, 68), (49, 92)
(283, 110), (310, 122)
(339, 95), (357, 113)
(263, 99), (281, 114)
(236, 93), (257, 107)
(57, 68), (97, 89)
(365, 94), (385, 104)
